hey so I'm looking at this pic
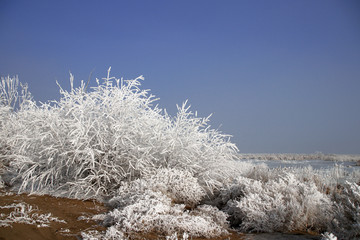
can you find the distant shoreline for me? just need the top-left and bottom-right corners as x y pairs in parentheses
(238, 153), (360, 162)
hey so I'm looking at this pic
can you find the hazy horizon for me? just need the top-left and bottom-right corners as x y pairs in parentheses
(1, 0), (359, 154)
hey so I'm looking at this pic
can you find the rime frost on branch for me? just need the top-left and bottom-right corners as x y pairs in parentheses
(0, 75), (32, 110)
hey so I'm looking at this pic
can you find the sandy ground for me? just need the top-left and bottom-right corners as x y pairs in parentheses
(0, 191), (107, 240)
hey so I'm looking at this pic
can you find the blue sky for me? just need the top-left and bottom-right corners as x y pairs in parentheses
(1, 0), (359, 154)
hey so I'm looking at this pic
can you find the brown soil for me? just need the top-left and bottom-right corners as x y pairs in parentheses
(0, 191), (107, 240)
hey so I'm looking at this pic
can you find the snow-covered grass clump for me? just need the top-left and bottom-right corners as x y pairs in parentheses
(1, 71), (360, 239)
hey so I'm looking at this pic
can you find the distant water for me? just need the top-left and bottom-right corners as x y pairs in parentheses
(241, 159), (359, 171)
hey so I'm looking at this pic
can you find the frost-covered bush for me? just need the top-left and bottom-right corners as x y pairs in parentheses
(149, 168), (205, 207)
(106, 190), (228, 238)
(209, 164), (360, 238)
(1, 69), (238, 199)
(330, 181), (360, 239)
(104, 168), (229, 238)
(109, 168), (206, 208)
(237, 173), (332, 232)
(213, 172), (333, 233)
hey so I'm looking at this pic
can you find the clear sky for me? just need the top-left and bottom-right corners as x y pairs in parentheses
(1, 0), (359, 154)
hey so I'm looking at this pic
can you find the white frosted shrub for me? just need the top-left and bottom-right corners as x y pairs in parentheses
(221, 173), (333, 233)
(104, 168), (228, 238)
(143, 168), (206, 207)
(1, 69), (238, 199)
(330, 181), (360, 239)
(218, 164), (360, 238)
(105, 189), (228, 238)
(108, 168), (205, 209)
